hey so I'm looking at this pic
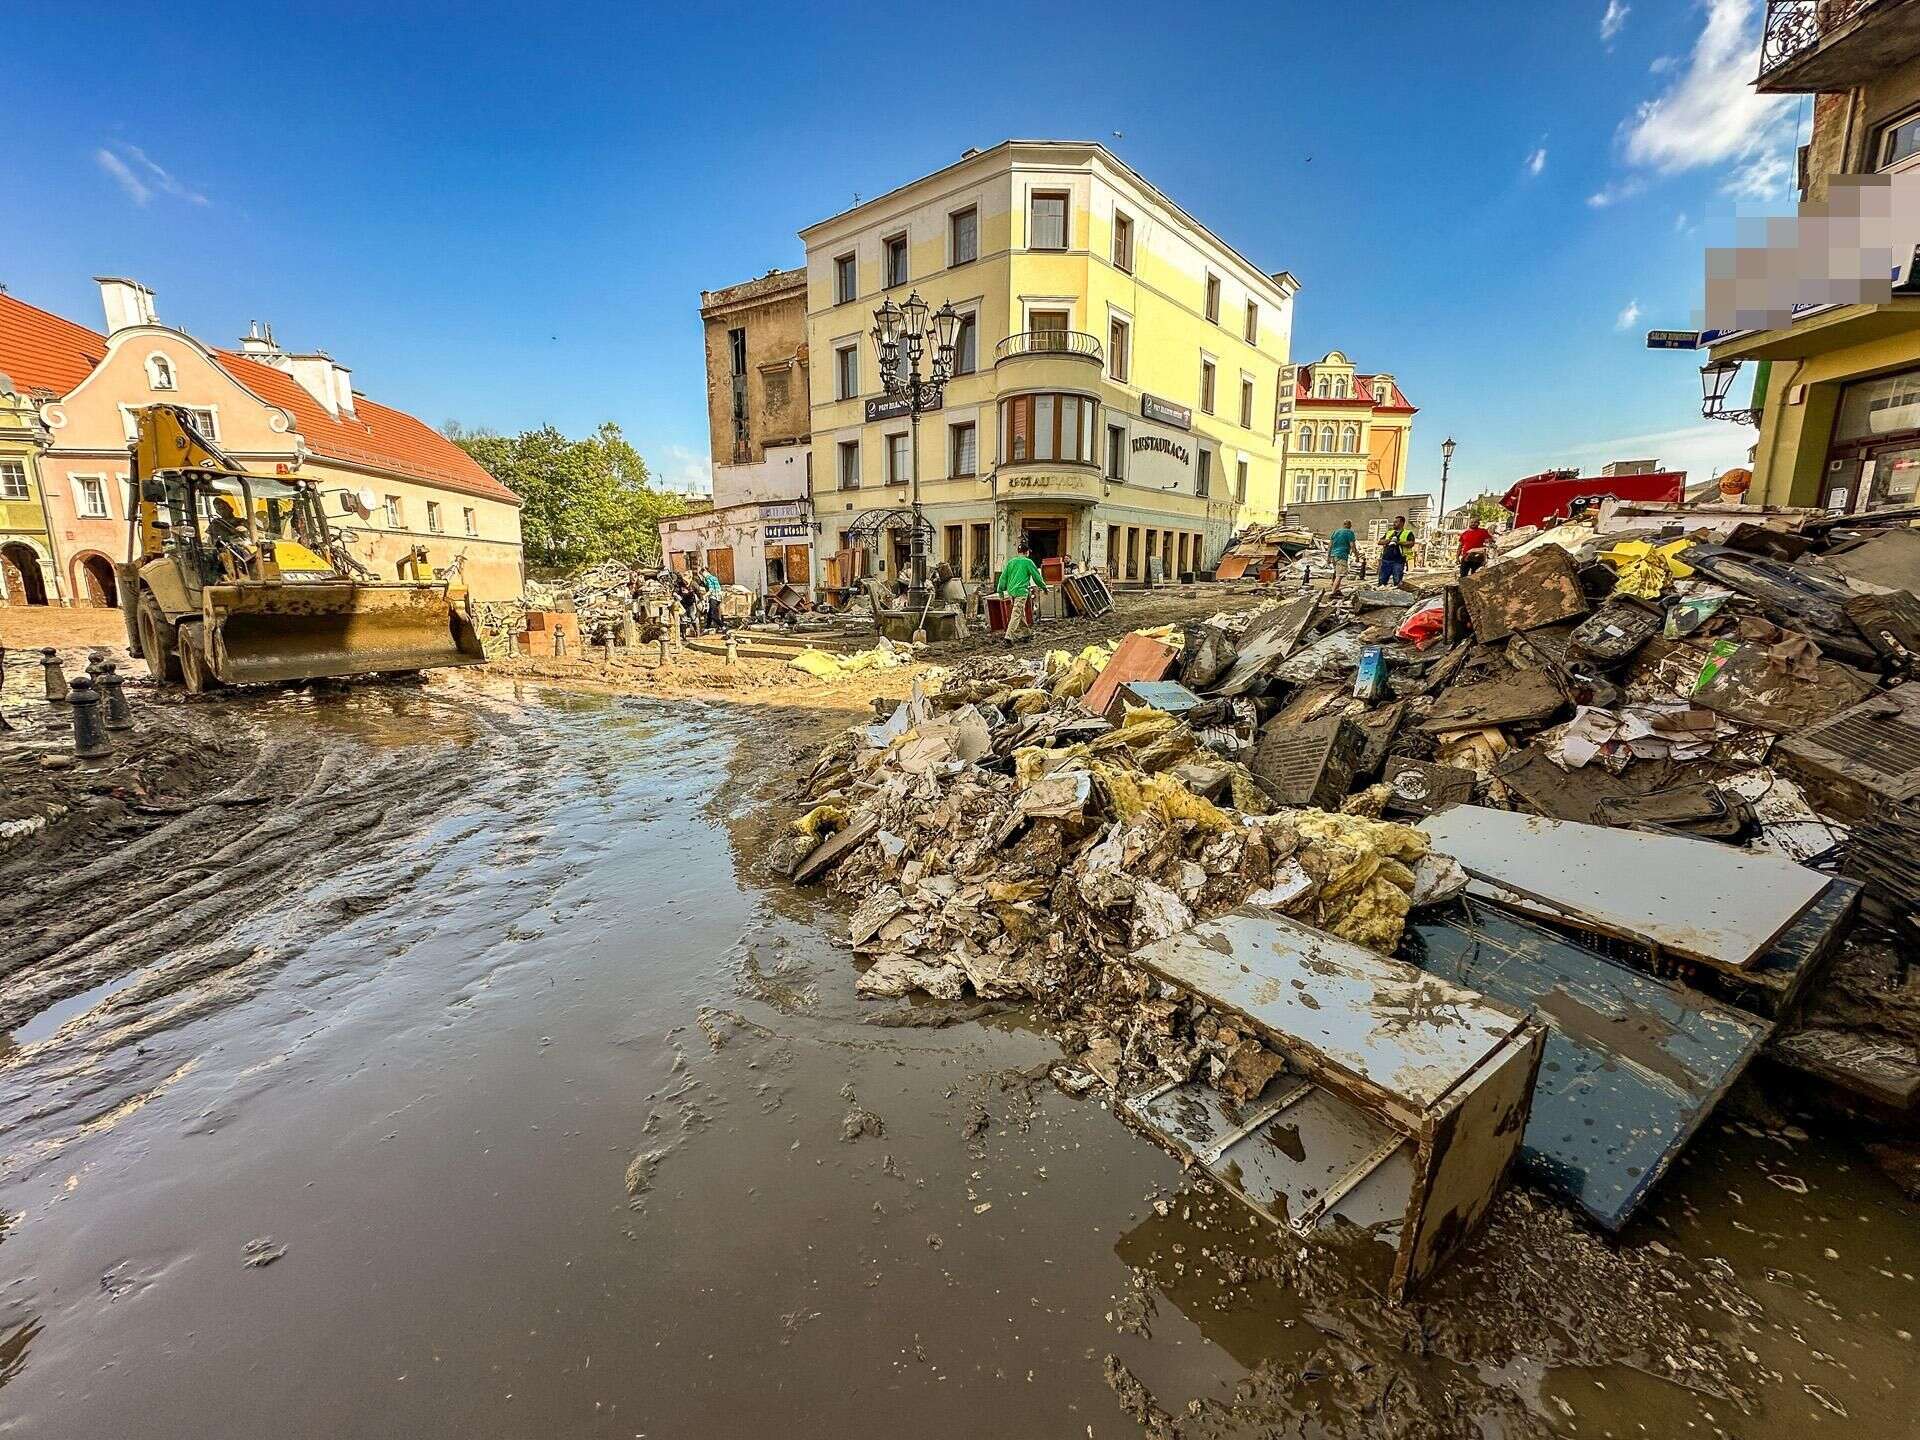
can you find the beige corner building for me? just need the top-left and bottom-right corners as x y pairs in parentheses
(799, 140), (1298, 584)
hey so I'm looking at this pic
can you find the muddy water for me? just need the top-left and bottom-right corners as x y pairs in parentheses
(0, 683), (1913, 1438)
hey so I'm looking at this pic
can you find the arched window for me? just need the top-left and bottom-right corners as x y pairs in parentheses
(1296, 426), (1314, 453)
(1342, 423), (1359, 453)
(1315, 376), (1329, 398)
(147, 355), (175, 390)
(1374, 381), (1389, 403)
(1319, 424), (1335, 452)
(1333, 376), (1348, 398)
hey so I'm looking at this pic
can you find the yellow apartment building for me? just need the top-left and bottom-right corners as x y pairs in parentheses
(799, 140), (1298, 584)
(1279, 350), (1417, 504)
(0, 374), (62, 605)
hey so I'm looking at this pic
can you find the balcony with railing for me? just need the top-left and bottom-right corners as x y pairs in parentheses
(994, 330), (1103, 365)
(1758, 0), (1920, 92)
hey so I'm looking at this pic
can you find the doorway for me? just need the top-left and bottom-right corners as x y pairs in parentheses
(76, 553), (118, 607)
(1, 542), (49, 605)
(1020, 518), (1065, 561)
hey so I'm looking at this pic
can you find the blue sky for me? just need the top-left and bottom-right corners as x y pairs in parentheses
(4, 1), (1804, 500)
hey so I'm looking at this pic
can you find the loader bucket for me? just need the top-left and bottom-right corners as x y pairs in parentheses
(203, 581), (487, 685)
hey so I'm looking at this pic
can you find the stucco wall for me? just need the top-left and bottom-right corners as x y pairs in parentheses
(702, 272), (809, 466)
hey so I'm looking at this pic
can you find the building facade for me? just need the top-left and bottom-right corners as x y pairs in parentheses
(0, 374), (61, 605)
(0, 279), (525, 606)
(662, 268), (813, 593)
(1278, 351), (1416, 505)
(1707, 1), (1920, 511)
(799, 141), (1298, 585)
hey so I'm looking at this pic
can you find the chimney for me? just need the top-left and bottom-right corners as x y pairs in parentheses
(238, 319), (280, 358)
(284, 352), (341, 418)
(94, 276), (156, 333)
(332, 362), (356, 416)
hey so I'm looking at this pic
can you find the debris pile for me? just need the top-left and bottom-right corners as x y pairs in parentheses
(774, 495), (1920, 1254)
(523, 560), (675, 639)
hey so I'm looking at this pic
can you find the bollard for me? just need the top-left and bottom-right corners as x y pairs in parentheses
(725, 633), (738, 666)
(99, 662), (133, 730)
(85, 651), (105, 683)
(68, 674), (111, 758)
(657, 636), (669, 666)
(42, 648), (69, 704)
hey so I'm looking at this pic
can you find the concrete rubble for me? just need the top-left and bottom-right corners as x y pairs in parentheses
(771, 497), (1920, 1280)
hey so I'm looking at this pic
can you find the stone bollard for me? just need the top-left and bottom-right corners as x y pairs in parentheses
(85, 651), (105, 683)
(42, 648), (69, 703)
(99, 662), (133, 730)
(68, 674), (111, 758)
(725, 633), (738, 666)
(657, 636), (669, 666)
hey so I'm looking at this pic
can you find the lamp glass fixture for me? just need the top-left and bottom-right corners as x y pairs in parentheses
(1440, 437), (1456, 460)
(901, 291), (930, 343)
(1700, 359), (1740, 409)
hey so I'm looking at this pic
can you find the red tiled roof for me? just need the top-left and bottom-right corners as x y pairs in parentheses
(0, 292), (108, 396)
(215, 352), (518, 505)
(0, 290), (516, 506)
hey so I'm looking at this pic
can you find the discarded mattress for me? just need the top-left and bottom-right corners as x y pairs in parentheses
(1126, 909), (1545, 1300)
(1405, 903), (1768, 1231)
(1418, 805), (1829, 974)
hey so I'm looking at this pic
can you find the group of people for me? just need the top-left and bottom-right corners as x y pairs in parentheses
(1321, 513), (1495, 594)
(658, 562), (726, 636)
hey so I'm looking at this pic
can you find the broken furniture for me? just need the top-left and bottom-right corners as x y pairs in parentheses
(1418, 805), (1830, 974)
(1459, 545), (1588, 642)
(1081, 633), (1178, 718)
(1123, 910), (1545, 1301)
(1105, 679), (1202, 724)
(1404, 903), (1768, 1231)
(1060, 572), (1115, 619)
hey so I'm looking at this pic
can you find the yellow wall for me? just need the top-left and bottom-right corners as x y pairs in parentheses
(0, 387), (59, 603)
(1745, 323), (1920, 506)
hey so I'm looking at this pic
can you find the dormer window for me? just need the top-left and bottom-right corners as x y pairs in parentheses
(147, 355), (176, 390)
(1375, 381), (1389, 403)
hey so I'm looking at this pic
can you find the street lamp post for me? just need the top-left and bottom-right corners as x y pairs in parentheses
(1437, 436), (1456, 532)
(871, 291), (961, 637)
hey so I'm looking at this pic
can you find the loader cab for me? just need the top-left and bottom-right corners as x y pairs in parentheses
(143, 470), (334, 594)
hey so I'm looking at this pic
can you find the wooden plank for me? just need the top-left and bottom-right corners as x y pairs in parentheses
(1081, 633), (1177, 719)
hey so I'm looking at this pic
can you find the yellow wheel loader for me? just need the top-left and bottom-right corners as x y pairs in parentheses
(117, 404), (486, 691)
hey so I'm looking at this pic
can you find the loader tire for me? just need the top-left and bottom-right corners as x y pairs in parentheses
(136, 593), (183, 685)
(178, 621), (221, 694)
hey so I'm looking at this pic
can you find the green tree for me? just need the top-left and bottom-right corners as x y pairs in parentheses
(449, 421), (684, 573)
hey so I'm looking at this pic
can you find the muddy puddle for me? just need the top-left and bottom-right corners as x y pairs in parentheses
(0, 680), (1913, 1437)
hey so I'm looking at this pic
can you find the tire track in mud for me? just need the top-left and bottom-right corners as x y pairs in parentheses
(0, 684), (572, 1175)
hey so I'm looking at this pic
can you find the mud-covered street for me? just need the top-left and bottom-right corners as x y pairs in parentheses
(0, 636), (1911, 1438)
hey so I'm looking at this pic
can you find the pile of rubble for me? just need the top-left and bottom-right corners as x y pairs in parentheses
(771, 496), (1920, 1285)
(524, 560), (663, 638)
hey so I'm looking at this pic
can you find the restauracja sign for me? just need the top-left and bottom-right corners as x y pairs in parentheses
(1131, 434), (1189, 466)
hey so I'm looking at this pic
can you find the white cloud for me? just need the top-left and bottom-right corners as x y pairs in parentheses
(95, 148), (150, 205)
(1619, 0), (1794, 176)
(1587, 177), (1646, 208)
(1615, 298), (1642, 330)
(96, 141), (207, 206)
(1674, 210), (1690, 232)
(1530, 422), (1756, 485)
(660, 443), (713, 494)
(1525, 146), (1548, 177)
(1601, 0), (1630, 42)
(1649, 53), (1676, 73)
(1721, 147), (1794, 200)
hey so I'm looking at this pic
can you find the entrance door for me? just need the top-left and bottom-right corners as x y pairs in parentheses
(705, 547), (735, 585)
(0, 543), (48, 605)
(1021, 518), (1065, 561)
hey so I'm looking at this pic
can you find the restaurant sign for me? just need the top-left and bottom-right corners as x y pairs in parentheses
(1141, 393), (1192, 430)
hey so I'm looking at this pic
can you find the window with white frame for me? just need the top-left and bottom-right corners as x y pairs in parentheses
(1878, 108), (1920, 171)
(1374, 380), (1389, 403)
(1239, 377), (1255, 430)
(74, 475), (110, 518)
(1029, 191), (1068, 250)
(1342, 423), (1360, 453)
(147, 354), (176, 390)
(183, 407), (217, 441)
(1320, 423), (1336, 451)
(949, 207), (978, 266)
(1316, 376), (1330, 398)
(1292, 474), (1310, 502)
(835, 344), (859, 400)
(1297, 426), (1315, 453)
(1337, 473), (1354, 499)
(426, 501), (443, 533)
(1200, 359), (1217, 415)
(463, 506), (478, 536)
(1109, 315), (1131, 383)
(384, 495), (402, 527)
(1315, 472), (1332, 501)
(1112, 211), (1134, 272)
(0, 460), (27, 500)
(884, 233), (909, 288)
(1236, 459), (1249, 503)
(886, 432), (910, 484)
(1333, 376), (1348, 398)
(835, 254), (857, 304)
(1204, 273), (1221, 324)
(838, 440), (861, 489)
(1245, 301), (1259, 344)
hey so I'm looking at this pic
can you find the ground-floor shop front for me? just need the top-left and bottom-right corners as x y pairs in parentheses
(660, 499), (813, 595)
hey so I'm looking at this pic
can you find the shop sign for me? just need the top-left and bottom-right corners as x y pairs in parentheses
(1128, 417), (1193, 490)
(865, 392), (941, 422)
(1003, 473), (1097, 495)
(766, 522), (811, 540)
(763, 500), (808, 520)
(1141, 393), (1192, 430)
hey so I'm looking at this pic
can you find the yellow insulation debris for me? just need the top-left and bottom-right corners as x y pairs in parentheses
(792, 804), (849, 838)
(1090, 762), (1233, 833)
(1289, 810), (1430, 950)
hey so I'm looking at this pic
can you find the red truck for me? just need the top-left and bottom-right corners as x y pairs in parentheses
(1500, 468), (1684, 530)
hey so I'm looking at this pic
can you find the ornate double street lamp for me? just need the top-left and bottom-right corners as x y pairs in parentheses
(870, 290), (961, 616)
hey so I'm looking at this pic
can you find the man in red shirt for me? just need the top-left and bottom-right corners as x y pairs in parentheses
(1457, 523), (1495, 578)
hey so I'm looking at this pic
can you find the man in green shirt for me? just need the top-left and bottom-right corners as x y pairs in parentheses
(995, 541), (1048, 644)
